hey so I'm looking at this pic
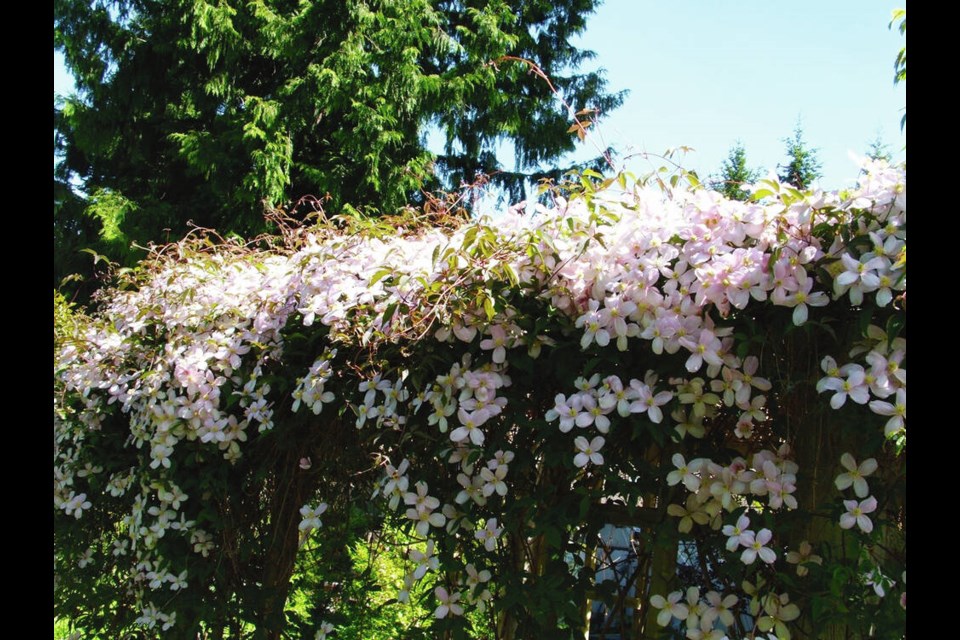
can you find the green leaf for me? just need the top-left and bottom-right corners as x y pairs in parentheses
(578, 494), (591, 521)
(885, 312), (905, 340)
(543, 526), (561, 550)
(369, 267), (394, 286)
(483, 295), (496, 322)
(500, 262), (519, 288)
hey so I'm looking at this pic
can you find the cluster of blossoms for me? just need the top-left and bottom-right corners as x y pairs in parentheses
(817, 326), (906, 440)
(665, 446), (799, 536)
(651, 581), (801, 640)
(360, 357), (514, 618)
(292, 353), (338, 416)
(55, 159), (905, 635)
(546, 372), (672, 466)
(835, 453), (879, 533)
(133, 604), (176, 631)
(139, 559), (188, 592)
(353, 371), (411, 429)
(425, 560), (494, 620)
(453, 449), (515, 508)
(650, 586), (743, 639)
(374, 446), (509, 616)
(651, 447), (815, 638)
(55, 253), (306, 625)
(830, 168), (906, 309)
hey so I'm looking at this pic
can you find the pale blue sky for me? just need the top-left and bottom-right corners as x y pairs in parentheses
(563, 0), (906, 189)
(54, 1), (905, 192)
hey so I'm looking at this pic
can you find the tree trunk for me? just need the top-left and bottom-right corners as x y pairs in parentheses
(779, 331), (854, 640)
(641, 525), (677, 637)
(257, 444), (322, 639)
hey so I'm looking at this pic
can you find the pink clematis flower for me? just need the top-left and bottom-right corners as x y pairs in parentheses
(599, 296), (639, 351)
(757, 592), (801, 639)
(783, 269), (829, 325)
(702, 590), (739, 630)
(545, 393), (583, 433)
(785, 540), (823, 577)
(722, 513), (752, 551)
(574, 436), (605, 467)
(869, 388), (906, 437)
(476, 517), (502, 551)
(409, 540), (439, 579)
(840, 496), (878, 533)
(451, 407), (487, 445)
(818, 365), (870, 409)
(434, 586), (463, 618)
(666, 453), (704, 492)
(835, 253), (886, 305)
(575, 394), (611, 433)
(480, 465), (509, 497)
(628, 381), (673, 424)
(740, 528), (776, 565)
(649, 591), (689, 627)
(835, 453), (878, 498)
(575, 300), (610, 349)
(479, 325), (511, 364)
(680, 328), (725, 373)
(735, 355), (771, 407)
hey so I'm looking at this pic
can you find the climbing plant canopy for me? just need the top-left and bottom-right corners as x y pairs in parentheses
(55, 158), (905, 638)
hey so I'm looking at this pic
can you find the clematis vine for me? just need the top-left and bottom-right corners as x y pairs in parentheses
(54, 159), (905, 638)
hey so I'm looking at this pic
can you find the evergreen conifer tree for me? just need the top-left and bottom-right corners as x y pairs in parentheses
(55, 0), (624, 292)
(712, 141), (760, 201)
(865, 134), (892, 163)
(777, 122), (822, 189)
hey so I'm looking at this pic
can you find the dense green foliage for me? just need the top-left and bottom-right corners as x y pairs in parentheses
(54, 0), (623, 296)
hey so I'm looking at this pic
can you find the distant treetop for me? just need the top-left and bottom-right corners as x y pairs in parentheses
(712, 141), (760, 201)
(778, 122), (822, 189)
